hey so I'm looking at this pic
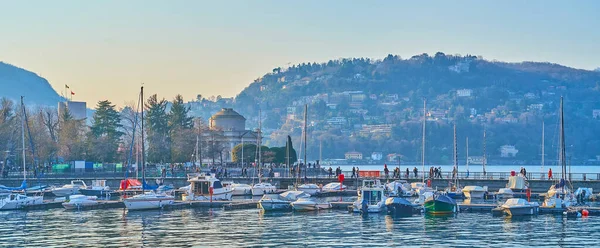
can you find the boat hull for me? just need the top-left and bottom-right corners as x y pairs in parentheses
(183, 191), (233, 201)
(504, 206), (537, 216)
(386, 203), (414, 216)
(78, 189), (113, 197)
(259, 201), (290, 211)
(232, 188), (252, 196)
(62, 201), (99, 210)
(463, 191), (485, 199)
(124, 198), (174, 211)
(424, 196), (457, 215)
(0, 196), (44, 210)
(52, 188), (80, 197)
(252, 187), (277, 196)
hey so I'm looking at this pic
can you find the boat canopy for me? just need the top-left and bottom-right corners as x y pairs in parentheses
(120, 179), (142, 190)
(503, 198), (529, 207)
(507, 176), (528, 190)
(385, 197), (412, 206)
(0, 180), (27, 191)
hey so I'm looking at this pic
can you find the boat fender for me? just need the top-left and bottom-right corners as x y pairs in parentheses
(582, 209), (589, 217)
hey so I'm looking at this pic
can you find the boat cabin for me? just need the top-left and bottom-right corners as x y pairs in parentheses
(188, 173), (225, 195)
(362, 179), (382, 189)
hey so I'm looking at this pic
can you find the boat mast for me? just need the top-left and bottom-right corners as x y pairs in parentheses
(303, 104), (307, 181)
(559, 97), (566, 182)
(466, 137), (469, 173)
(141, 86), (145, 191)
(258, 108), (262, 183)
(453, 124), (458, 186)
(20, 96), (26, 184)
(483, 126), (486, 177)
(422, 99), (426, 184)
(541, 122), (545, 178)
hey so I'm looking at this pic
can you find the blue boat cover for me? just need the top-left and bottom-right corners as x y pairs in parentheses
(0, 180), (27, 191)
(385, 197), (412, 206)
(435, 194), (457, 205)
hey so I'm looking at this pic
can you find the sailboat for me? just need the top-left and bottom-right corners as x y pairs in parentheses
(124, 87), (174, 211)
(413, 100), (433, 204)
(252, 108), (276, 196)
(0, 97), (43, 210)
(446, 124), (463, 199)
(296, 105), (321, 195)
(542, 97), (576, 208)
(423, 101), (457, 215)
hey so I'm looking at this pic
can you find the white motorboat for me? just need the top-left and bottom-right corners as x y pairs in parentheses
(62, 195), (99, 210)
(124, 192), (175, 210)
(352, 179), (386, 213)
(321, 182), (346, 192)
(410, 182), (433, 196)
(78, 180), (112, 197)
(462, 186), (487, 199)
(280, 190), (311, 201)
(258, 194), (291, 211)
(291, 197), (332, 211)
(386, 180), (412, 197)
(183, 173), (234, 201)
(414, 191), (434, 205)
(0, 193), (44, 210)
(52, 180), (87, 197)
(501, 198), (539, 216)
(506, 174), (529, 192)
(252, 183), (277, 196)
(297, 184), (321, 195)
(574, 187), (593, 201)
(496, 188), (514, 200)
(231, 183), (253, 196)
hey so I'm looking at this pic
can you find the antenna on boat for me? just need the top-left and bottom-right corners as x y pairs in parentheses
(141, 86), (146, 191)
(483, 126), (487, 178)
(541, 121), (544, 179)
(453, 123), (458, 187)
(20, 96), (26, 190)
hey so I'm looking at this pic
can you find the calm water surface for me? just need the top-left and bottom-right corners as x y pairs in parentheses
(1, 206), (598, 247)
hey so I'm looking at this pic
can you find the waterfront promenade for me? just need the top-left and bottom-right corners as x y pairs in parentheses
(2, 169), (599, 193)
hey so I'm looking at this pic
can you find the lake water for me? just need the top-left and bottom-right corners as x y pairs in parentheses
(1, 204), (598, 247)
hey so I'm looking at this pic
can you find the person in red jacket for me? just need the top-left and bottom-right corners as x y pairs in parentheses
(548, 168), (553, 180)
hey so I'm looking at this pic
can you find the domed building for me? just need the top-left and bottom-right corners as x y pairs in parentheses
(207, 108), (260, 163)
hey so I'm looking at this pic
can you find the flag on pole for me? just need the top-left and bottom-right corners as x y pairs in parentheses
(71, 91), (75, 95)
(65, 84), (70, 89)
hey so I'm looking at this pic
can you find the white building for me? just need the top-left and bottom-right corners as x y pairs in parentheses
(456, 89), (473, 97)
(593, 109), (600, 119)
(500, 145), (519, 158)
(371, 152), (383, 161)
(58, 101), (87, 120)
(345, 151), (363, 160)
(327, 117), (346, 126)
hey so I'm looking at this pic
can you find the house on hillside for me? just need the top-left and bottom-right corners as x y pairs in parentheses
(345, 152), (363, 160)
(593, 109), (600, 119)
(387, 153), (401, 162)
(456, 89), (473, 97)
(500, 145), (519, 158)
(371, 152), (383, 161)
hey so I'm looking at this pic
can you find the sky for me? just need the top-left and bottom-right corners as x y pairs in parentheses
(1, 0), (599, 107)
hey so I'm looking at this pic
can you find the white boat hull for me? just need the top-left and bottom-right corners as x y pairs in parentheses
(463, 190), (485, 199)
(124, 197), (174, 210)
(52, 188), (80, 197)
(232, 188), (252, 196)
(0, 196), (44, 210)
(183, 191), (233, 201)
(252, 187), (277, 196)
(259, 201), (290, 211)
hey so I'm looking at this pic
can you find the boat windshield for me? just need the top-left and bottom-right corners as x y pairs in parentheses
(73, 181), (85, 187)
(213, 181), (223, 189)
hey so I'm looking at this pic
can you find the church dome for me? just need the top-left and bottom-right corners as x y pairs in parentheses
(209, 108), (246, 131)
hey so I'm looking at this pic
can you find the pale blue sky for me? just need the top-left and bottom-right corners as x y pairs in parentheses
(1, 0), (598, 106)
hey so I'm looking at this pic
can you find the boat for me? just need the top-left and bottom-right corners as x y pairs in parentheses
(445, 124), (463, 199)
(258, 194), (291, 211)
(62, 195), (99, 210)
(505, 174), (529, 192)
(280, 190), (311, 201)
(123, 87), (175, 211)
(501, 198), (539, 216)
(252, 182), (277, 196)
(410, 182), (433, 196)
(78, 180), (113, 197)
(0, 193), (44, 210)
(0, 97), (44, 210)
(496, 188), (514, 200)
(462, 186), (487, 199)
(297, 184), (321, 195)
(385, 197), (415, 217)
(574, 187), (593, 201)
(321, 182), (346, 192)
(124, 192), (175, 210)
(291, 198), (332, 211)
(352, 179), (386, 213)
(182, 173), (233, 201)
(542, 98), (576, 209)
(51, 180), (87, 197)
(423, 193), (458, 215)
(385, 180), (412, 197)
(221, 182), (252, 196)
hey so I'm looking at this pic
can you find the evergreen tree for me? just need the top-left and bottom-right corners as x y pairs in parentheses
(169, 94), (194, 163)
(88, 100), (123, 162)
(145, 94), (170, 163)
